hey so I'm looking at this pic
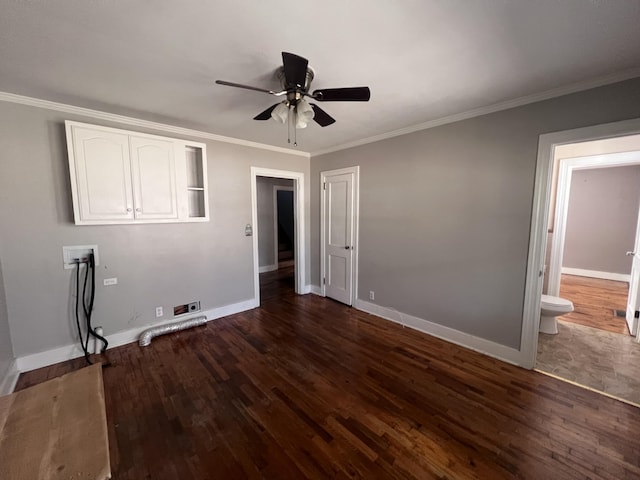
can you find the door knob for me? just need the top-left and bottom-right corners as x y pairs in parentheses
(627, 251), (637, 256)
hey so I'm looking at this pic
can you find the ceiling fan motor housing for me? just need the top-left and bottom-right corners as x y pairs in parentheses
(276, 66), (315, 104)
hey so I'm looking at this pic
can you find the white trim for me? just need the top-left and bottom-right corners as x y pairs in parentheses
(0, 359), (19, 395)
(534, 369), (640, 409)
(251, 167), (306, 305)
(320, 166), (360, 305)
(310, 68), (640, 156)
(561, 267), (631, 283)
(0, 91), (309, 158)
(310, 285), (324, 296)
(522, 117), (640, 369)
(548, 150), (640, 296)
(16, 298), (258, 373)
(259, 264), (278, 273)
(355, 300), (522, 366)
(273, 185), (295, 270)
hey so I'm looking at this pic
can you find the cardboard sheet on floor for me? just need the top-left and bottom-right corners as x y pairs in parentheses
(0, 363), (111, 479)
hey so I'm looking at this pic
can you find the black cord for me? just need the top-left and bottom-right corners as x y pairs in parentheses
(85, 254), (108, 354)
(74, 255), (109, 365)
(82, 255), (91, 354)
(75, 261), (92, 365)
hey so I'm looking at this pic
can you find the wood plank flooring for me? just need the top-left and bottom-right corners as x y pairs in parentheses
(15, 275), (640, 479)
(559, 274), (630, 335)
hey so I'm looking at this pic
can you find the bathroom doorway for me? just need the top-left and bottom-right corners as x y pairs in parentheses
(535, 134), (640, 406)
(551, 160), (640, 335)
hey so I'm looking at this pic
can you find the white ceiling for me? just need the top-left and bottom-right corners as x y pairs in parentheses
(1, 0), (640, 154)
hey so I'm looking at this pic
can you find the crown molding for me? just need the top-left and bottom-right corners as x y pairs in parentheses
(0, 91), (310, 158)
(310, 68), (640, 157)
(3, 67), (639, 160)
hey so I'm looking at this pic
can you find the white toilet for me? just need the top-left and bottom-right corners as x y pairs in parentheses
(539, 294), (574, 334)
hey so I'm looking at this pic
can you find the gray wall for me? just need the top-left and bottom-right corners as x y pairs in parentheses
(311, 77), (640, 350)
(0, 101), (310, 358)
(257, 177), (293, 268)
(0, 253), (15, 385)
(563, 165), (640, 274)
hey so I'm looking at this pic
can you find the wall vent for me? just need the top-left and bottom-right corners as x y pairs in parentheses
(174, 301), (201, 316)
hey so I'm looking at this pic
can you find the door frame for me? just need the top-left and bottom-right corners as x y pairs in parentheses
(627, 202), (640, 336)
(273, 185), (295, 268)
(251, 167), (306, 305)
(548, 151), (640, 296)
(320, 166), (360, 304)
(521, 117), (640, 368)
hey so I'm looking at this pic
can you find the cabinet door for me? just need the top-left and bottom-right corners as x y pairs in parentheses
(72, 127), (134, 222)
(129, 136), (178, 220)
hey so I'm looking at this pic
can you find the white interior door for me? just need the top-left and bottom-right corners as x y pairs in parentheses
(626, 200), (640, 337)
(322, 168), (357, 305)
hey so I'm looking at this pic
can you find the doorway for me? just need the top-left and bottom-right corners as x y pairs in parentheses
(250, 167), (306, 305)
(274, 186), (295, 267)
(523, 123), (640, 406)
(552, 160), (640, 337)
(547, 151), (640, 336)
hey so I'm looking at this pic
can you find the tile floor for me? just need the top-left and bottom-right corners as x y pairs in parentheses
(537, 319), (640, 406)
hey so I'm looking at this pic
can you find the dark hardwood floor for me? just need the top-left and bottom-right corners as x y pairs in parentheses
(15, 273), (640, 479)
(260, 263), (295, 302)
(559, 274), (630, 335)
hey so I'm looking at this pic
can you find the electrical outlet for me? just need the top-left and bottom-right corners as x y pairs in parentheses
(103, 277), (118, 286)
(369, 291), (375, 300)
(155, 306), (163, 318)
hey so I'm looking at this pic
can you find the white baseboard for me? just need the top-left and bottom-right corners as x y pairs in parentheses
(259, 264), (278, 273)
(561, 267), (630, 283)
(300, 284), (311, 294)
(354, 299), (524, 367)
(310, 285), (324, 296)
(0, 359), (19, 395)
(16, 297), (259, 373)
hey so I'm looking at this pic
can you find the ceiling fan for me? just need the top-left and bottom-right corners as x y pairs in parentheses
(215, 52), (370, 145)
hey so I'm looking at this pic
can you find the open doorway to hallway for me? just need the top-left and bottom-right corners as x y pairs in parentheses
(536, 134), (640, 407)
(256, 176), (295, 301)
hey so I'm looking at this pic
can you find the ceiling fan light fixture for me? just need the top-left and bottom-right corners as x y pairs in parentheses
(271, 102), (289, 124)
(295, 98), (314, 129)
(270, 99), (315, 129)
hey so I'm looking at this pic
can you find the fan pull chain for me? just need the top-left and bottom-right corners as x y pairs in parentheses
(287, 104), (292, 144)
(294, 107), (297, 147)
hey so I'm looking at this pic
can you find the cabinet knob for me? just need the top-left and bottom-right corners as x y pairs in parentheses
(126, 207), (132, 212)
(136, 208), (141, 212)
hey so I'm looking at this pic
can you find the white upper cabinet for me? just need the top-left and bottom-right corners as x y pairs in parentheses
(66, 121), (208, 225)
(129, 136), (178, 220)
(71, 127), (134, 221)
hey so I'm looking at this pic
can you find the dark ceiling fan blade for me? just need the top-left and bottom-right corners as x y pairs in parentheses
(310, 104), (336, 127)
(312, 87), (371, 101)
(253, 103), (280, 120)
(215, 80), (286, 96)
(282, 52), (309, 88)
